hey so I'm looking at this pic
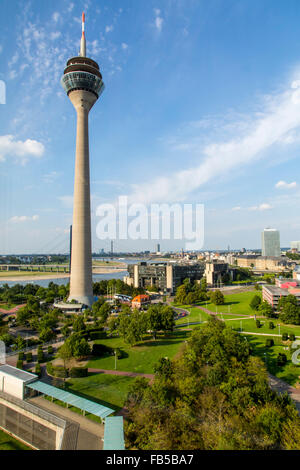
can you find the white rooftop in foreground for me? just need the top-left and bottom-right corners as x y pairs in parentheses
(0, 364), (37, 382)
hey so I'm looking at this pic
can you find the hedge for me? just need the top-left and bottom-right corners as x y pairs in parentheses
(46, 362), (68, 378)
(92, 343), (114, 357)
(69, 367), (88, 378)
(26, 352), (33, 363)
(35, 364), (42, 377)
(89, 331), (107, 341)
(266, 338), (274, 348)
(16, 360), (23, 370)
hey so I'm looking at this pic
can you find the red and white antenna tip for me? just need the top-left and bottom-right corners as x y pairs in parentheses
(82, 12), (85, 37)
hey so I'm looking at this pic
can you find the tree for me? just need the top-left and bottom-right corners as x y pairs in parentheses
(280, 303), (300, 325)
(73, 316), (86, 332)
(277, 353), (287, 366)
(250, 295), (261, 311)
(58, 342), (73, 369)
(73, 338), (91, 359)
(258, 301), (274, 318)
(147, 306), (162, 340)
(39, 327), (56, 343)
(185, 292), (198, 305)
(210, 290), (225, 305)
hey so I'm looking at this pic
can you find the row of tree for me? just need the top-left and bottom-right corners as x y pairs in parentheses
(124, 317), (300, 450)
(109, 304), (175, 345)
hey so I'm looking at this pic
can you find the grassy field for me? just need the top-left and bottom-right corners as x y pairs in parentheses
(88, 330), (190, 374)
(202, 291), (262, 316)
(0, 270), (68, 278)
(244, 334), (300, 386)
(175, 306), (210, 325)
(0, 303), (17, 310)
(67, 373), (137, 411)
(227, 317), (300, 337)
(0, 428), (31, 450)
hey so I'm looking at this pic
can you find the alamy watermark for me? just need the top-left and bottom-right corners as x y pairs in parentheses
(0, 80), (6, 104)
(95, 197), (204, 250)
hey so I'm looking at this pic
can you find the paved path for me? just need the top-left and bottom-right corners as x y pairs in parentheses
(268, 374), (300, 414)
(0, 304), (26, 315)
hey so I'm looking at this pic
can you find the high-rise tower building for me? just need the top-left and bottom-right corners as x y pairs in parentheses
(261, 228), (281, 257)
(61, 13), (104, 306)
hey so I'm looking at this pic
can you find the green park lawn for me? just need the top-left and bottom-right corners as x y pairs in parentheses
(0, 428), (31, 450)
(88, 330), (190, 374)
(226, 317), (300, 337)
(202, 291), (262, 316)
(244, 334), (300, 386)
(66, 373), (138, 412)
(0, 302), (17, 310)
(175, 306), (210, 325)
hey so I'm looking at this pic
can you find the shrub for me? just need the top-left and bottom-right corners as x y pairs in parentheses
(282, 333), (289, 342)
(37, 350), (45, 363)
(26, 352), (32, 363)
(269, 322), (275, 330)
(277, 353), (287, 366)
(46, 362), (54, 375)
(35, 363), (42, 377)
(115, 348), (123, 359)
(89, 331), (107, 341)
(46, 362), (68, 378)
(16, 360), (23, 370)
(256, 320), (261, 328)
(266, 338), (274, 348)
(92, 343), (114, 357)
(18, 352), (24, 361)
(69, 367), (88, 378)
(47, 345), (53, 355)
(289, 333), (296, 342)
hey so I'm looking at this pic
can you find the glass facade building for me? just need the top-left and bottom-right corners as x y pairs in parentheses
(261, 228), (281, 257)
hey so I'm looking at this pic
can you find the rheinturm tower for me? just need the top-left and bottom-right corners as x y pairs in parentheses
(61, 13), (104, 306)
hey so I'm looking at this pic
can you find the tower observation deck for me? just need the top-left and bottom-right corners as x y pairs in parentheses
(61, 13), (104, 307)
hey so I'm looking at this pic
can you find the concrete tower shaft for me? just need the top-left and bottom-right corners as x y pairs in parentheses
(61, 13), (104, 307)
(67, 90), (97, 306)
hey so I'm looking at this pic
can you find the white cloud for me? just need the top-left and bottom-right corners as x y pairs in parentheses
(155, 16), (163, 32)
(50, 31), (61, 40)
(68, 3), (74, 12)
(52, 12), (60, 23)
(249, 203), (272, 211)
(10, 215), (39, 223)
(121, 43), (128, 50)
(127, 75), (300, 204)
(275, 180), (297, 190)
(105, 25), (114, 33)
(154, 8), (163, 32)
(231, 206), (241, 211)
(0, 135), (45, 165)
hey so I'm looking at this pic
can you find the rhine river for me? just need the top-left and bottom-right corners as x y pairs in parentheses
(0, 258), (160, 288)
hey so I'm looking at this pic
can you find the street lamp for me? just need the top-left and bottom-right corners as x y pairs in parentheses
(240, 321), (243, 332)
(114, 350), (117, 370)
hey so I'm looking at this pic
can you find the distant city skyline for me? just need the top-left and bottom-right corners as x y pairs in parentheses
(1, 1), (300, 253)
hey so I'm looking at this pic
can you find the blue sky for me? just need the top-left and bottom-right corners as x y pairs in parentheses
(1, 0), (300, 253)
